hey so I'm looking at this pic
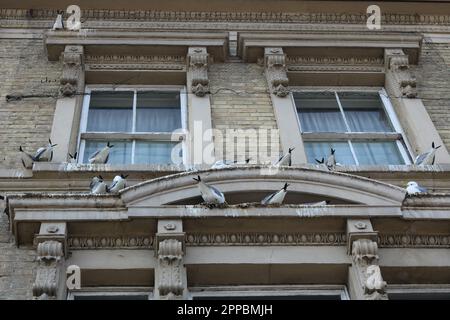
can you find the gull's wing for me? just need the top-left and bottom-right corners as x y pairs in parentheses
(88, 149), (101, 161)
(418, 185), (428, 193)
(210, 185), (224, 198)
(32, 147), (47, 161)
(414, 152), (429, 165)
(261, 192), (275, 205)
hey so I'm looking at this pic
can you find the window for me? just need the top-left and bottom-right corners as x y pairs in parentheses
(293, 89), (412, 165)
(78, 86), (187, 165)
(67, 287), (152, 300)
(387, 285), (450, 300)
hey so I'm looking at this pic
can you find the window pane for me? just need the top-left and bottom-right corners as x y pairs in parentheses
(83, 140), (132, 165)
(338, 93), (393, 132)
(304, 141), (355, 165)
(87, 92), (133, 132)
(352, 141), (404, 165)
(295, 92), (347, 132)
(136, 91), (181, 132)
(135, 141), (180, 164)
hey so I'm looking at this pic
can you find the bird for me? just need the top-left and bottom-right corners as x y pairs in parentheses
(107, 174), (128, 193)
(315, 157), (325, 166)
(19, 146), (34, 169)
(90, 175), (107, 194)
(406, 181), (427, 196)
(88, 142), (114, 164)
(192, 175), (226, 206)
(414, 142), (441, 166)
(32, 139), (58, 162)
(211, 158), (250, 169)
(274, 148), (294, 167)
(68, 152), (78, 164)
(0, 195), (8, 217)
(261, 183), (289, 205)
(325, 148), (336, 171)
(52, 12), (64, 30)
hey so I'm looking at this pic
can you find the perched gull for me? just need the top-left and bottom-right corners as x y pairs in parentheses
(108, 174), (128, 193)
(88, 142), (114, 164)
(90, 175), (107, 194)
(406, 181), (427, 196)
(325, 148), (336, 171)
(31, 139), (57, 162)
(414, 142), (441, 166)
(68, 152), (78, 164)
(261, 183), (289, 205)
(274, 148), (294, 167)
(19, 146), (34, 169)
(193, 175), (226, 206)
(211, 158), (250, 169)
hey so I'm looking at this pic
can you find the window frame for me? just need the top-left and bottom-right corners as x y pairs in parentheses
(387, 284), (450, 300)
(292, 87), (413, 165)
(187, 285), (350, 300)
(67, 287), (153, 300)
(77, 85), (188, 165)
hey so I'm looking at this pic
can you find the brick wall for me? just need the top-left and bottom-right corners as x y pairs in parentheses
(414, 42), (450, 151)
(209, 62), (281, 164)
(0, 39), (61, 169)
(0, 213), (36, 300)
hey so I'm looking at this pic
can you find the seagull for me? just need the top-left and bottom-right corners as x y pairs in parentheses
(107, 174), (128, 193)
(406, 181), (427, 196)
(90, 175), (107, 194)
(52, 12), (64, 30)
(19, 146), (34, 169)
(0, 195), (8, 217)
(274, 148), (294, 167)
(88, 142), (114, 164)
(193, 175), (226, 206)
(414, 142), (441, 166)
(211, 158), (250, 169)
(325, 148), (336, 171)
(68, 152), (78, 164)
(315, 157), (325, 166)
(261, 183), (289, 205)
(32, 139), (57, 162)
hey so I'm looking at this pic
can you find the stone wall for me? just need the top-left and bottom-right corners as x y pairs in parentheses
(0, 39), (61, 169)
(414, 41), (450, 151)
(209, 62), (281, 164)
(0, 213), (36, 300)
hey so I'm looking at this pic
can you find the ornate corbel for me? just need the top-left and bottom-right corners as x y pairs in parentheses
(187, 47), (209, 97)
(264, 47), (289, 97)
(32, 223), (67, 300)
(385, 49), (417, 98)
(347, 220), (388, 300)
(155, 220), (186, 300)
(60, 45), (84, 97)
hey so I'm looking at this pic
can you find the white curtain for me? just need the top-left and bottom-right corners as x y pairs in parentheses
(299, 110), (346, 132)
(136, 107), (181, 132)
(87, 108), (133, 132)
(305, 142), (355, 165)
(352, 142), (403, 165)
(346, 110), (392, 132)
(135, 142), (178, 164)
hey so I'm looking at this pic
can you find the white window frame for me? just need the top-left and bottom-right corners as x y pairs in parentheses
(291, 87), (413, 165)
(67, 287), (153, 300)
(77, 85), (188, 165)
(188, 285), (350, 300)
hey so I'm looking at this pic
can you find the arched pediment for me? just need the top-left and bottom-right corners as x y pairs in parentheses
(120, 166), (406, 207)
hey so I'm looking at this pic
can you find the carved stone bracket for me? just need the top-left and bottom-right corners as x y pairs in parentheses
(187, 47), (209, 97)
(33, 223), (67, 300)
(264, 47), (289, 97)
(60, 45), (84, 97)
(347, 220), (388, 300)
(385, 49), (417, 98)
(155, 220), (186, 300)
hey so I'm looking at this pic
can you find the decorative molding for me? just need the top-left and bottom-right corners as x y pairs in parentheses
(350, 239), (388, 300)
(265, 47), (289, 97)
(287, 65), (384, 73)
(37, 241), (63, 262)
(85, 54), (186, 71)
(157, 239), (184, 299)
(385, 49), (417, 98)
(187, 47), (209, 97)
(185, 232), (346, 246)
(378, 234), (450, 248)
(287, 56), (384, 66)
(68, 236), (154, 249)
(60, 45), (84, 97)
(1, 9), (450, 26)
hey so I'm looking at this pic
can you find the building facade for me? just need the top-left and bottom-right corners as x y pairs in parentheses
(1, 0), (450, 300)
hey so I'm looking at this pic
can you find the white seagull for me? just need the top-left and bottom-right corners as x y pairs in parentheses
(193, 175), (226, 206)
(274, 148), (294, 167)
(90, 175), (107, 194)
(19, 146), (34, 169)
(261, 183), (289, 205)
(31, 139), (58, 162)
(414, 142), (441, 166)
(88, 142), (114, 164)
(406, 181), (427, 196)
(68, 152), (78, 164)
(107, 174), (128, 193)
(325, 148), (336, 171)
